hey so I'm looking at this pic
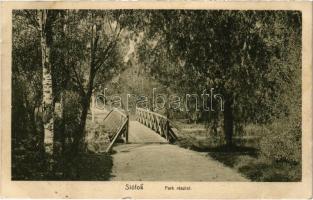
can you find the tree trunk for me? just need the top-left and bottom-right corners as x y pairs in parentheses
(223, 97), (233, 146)
(59, 10), (69, 156)
(59, 93), (66, 153)
(38, 10), (54, 156)
(73, 76), (94, 153)
(72, 20), (103, 153)
(73, 93), (90, 152)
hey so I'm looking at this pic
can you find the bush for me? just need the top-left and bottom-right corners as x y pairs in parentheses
(63, 91), (82, 133)
(238, 160), (301, 182)
(260, 117), (301, 164)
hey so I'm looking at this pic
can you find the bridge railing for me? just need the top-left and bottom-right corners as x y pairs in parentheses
(103, 109), (129, 153)
(135, 107), (177, 143)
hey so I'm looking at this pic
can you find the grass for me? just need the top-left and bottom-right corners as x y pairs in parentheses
(174, 121), (301, 182)
(238, 160), (301, 181)
(61, 152), (113, 180)
(12, 149), (113, 180)
(12, 117), (114, 181)
(173, 120), (207, 130)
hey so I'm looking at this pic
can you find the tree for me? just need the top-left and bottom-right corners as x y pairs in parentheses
(37, 10), (56, 155)
(12, 11), (42, 142)
(12, 9), (146, 179)
(138, 10), (301, 146)
(58, 10), (139, 152)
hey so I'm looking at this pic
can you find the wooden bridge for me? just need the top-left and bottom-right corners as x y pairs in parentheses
(100, 107), (178, 153)
(88, 106), (247, 181)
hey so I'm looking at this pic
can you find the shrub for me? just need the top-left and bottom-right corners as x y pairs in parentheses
(63, 91), (82, 137)
(259, 117), (301, 164)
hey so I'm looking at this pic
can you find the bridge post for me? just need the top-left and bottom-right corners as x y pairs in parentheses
(165, 112), (170, 141)
(125, 114), (129, 143)
(165, 120), (169, 141)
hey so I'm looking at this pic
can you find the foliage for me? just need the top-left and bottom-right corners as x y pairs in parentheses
(260, 113), (301, 164)
(11, 10), (134, 179)
(138, 10), (301, 145)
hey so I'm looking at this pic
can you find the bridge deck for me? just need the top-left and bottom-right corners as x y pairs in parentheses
(128, 121), (168, 144)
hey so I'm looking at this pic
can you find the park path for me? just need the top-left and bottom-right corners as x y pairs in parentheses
(110, 121), (248, 181)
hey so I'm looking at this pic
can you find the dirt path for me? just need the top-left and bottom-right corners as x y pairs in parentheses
(110, 121), (248, 181)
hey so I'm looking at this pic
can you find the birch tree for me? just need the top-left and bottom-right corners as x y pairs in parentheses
(37, 10), (54, 155)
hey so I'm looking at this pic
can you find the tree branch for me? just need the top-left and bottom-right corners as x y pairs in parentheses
(94, 27), (123, 72)
(69, 63), (86, 96)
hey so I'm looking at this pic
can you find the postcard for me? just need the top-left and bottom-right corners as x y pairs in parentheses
(0, 1), (312, 199)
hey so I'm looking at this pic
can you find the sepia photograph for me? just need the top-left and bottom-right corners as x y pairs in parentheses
(11, 8), (303, 182)
(1, 2), (312, 198)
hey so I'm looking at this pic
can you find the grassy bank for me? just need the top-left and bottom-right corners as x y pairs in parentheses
(174, 121), (301, 182)
(12, 115), (113, 181)
(12, 145), (113, 180)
